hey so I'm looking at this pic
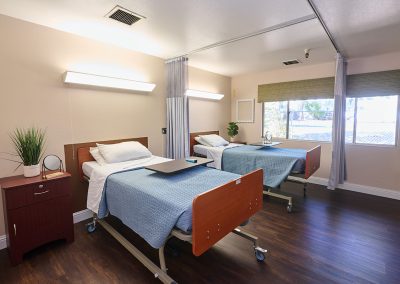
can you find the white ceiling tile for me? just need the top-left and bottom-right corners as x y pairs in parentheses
(312, 0), (400, 57)
(2, 0), (398, 75)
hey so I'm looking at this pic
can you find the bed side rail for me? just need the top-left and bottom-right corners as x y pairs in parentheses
(192, 169), (263, 256)
(304, 145), (321, 179)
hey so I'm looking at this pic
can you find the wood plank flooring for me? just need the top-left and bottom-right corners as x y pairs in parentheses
(0, 183), (399, 283)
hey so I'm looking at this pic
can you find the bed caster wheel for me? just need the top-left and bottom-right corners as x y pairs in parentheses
(87, 223), (96, 233)
(255, 250), (265, 262)
(286, 205), (293, 213)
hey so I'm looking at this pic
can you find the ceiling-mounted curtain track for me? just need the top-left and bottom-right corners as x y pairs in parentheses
(168, 14), (316, 61)
(307, 0), (341, 54)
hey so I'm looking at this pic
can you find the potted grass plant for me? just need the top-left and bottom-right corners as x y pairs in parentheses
(227, 122), (239, 142)
(9, 127), (46, 177)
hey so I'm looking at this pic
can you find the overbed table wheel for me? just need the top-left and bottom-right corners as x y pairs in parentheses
(86, 222), (97, 233)
(254, 248), (266, 262)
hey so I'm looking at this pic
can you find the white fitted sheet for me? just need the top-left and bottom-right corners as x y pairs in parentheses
(193, 144), (242, 156)
(82, 156), (171, 179)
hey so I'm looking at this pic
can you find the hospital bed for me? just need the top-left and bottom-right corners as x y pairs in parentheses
(190, 131), (321, 212)
(69, 137), (267, 284)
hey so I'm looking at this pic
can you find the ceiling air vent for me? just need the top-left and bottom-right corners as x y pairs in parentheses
(106, 5), (145, 26)
(282, 59), (301, 66)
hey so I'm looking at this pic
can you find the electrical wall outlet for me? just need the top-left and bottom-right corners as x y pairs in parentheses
(162, 128), (167, 134)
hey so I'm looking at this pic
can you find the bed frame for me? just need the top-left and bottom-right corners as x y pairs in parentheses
(76, 138), (266, 284)
(190, 131), (321, 212)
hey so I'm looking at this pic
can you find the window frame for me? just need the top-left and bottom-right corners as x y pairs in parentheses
(262, 95), (400, 146)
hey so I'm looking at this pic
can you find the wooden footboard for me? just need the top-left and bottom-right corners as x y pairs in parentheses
(192, 169), (263, 256)
(304, 145), (321, 179)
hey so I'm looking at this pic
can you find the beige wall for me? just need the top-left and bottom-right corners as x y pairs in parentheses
(231, 53), (400, 192)
(0, 15), (230, 236)
(189, 67), (231, 138)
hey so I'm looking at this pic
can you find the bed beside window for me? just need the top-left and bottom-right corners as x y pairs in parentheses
(190, 131), (321, 212)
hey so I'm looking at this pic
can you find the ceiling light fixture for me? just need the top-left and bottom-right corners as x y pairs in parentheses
(186, 89), (224, 100)
(63, 71), (156, 92)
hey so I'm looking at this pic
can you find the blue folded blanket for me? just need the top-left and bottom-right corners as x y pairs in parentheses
(222, 145), (306, 188)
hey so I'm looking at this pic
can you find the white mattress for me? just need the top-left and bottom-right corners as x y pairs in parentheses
(82, 161), (100, 178)
(193, 144), (213, 156)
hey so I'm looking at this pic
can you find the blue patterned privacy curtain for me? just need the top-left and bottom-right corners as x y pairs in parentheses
(166, 57), (190, 159)
(328, 53), (347, 189)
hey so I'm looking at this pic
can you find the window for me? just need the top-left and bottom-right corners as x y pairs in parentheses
(263, 95), (399, 145)
(263, 101), (287, 138)
(289, 99), (334, 141)
(263, 99), (334, 141)
(346, 95), (398, 145)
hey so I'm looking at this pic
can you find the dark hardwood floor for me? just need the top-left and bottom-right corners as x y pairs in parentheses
(1, 183), (399, 284)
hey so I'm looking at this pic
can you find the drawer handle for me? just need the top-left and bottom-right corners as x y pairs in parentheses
(34, 190), (50, 195)
(38, 184), (44, 189)
(13, 224), (16, 236)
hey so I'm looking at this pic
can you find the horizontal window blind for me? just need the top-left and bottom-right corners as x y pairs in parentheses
(258, 77), (335, 103)
(347, 69), (400, 98)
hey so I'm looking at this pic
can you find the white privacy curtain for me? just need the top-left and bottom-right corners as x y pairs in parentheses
(166, 57), (190, 159)
(328, 53), (347, 189)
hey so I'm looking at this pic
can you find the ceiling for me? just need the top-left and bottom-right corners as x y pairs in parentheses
(0, 0), (399, 76)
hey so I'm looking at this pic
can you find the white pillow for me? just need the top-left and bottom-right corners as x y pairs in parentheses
(199, 134), (229, 147)
(194, 136), (212, 147)
(89, 147), (107, 166)
(97, 141), (152, 164)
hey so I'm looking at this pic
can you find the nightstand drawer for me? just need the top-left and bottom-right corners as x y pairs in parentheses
(29, 179), (70, 203)
(4, 187), (29, 210)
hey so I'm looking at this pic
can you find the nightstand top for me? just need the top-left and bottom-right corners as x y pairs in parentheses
(0, 172), (71, 189)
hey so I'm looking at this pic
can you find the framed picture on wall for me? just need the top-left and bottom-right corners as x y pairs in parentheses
(236, 99), (254, 123)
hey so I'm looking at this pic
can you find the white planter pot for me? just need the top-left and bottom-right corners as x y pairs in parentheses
(23, 164), (40, 178)
(230, 136), (236, 143)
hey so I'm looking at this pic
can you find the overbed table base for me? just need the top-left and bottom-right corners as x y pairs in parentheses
(264, 175), (308, 213)
(87, 214), (267, 284)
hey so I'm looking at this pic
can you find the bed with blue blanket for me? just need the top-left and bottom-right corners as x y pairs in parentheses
(190, 131), (321, 212)
(98, 166), (242, 248)
(74, 137), (266, 284)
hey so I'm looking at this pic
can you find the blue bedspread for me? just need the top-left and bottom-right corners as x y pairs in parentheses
(222, 146), (306, 188)
(97, 166), (240, 249)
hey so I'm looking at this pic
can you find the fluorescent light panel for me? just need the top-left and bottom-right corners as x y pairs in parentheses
(64, 71), (155, 92)
(186, 89), (224, 100)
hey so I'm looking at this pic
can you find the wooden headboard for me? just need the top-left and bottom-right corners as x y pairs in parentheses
(64, 137), (148, 212)
(189, 130), (219, 156)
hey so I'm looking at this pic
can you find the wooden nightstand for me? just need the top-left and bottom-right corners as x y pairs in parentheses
(232, 141), (247, 144)
(1, 172), (74, 265)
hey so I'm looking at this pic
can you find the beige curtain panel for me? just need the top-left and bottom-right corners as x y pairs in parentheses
(347, 69), (400, 98)
(258, 77), (335, 103)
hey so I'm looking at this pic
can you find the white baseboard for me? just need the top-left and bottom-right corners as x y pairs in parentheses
(73, 209), (93, 224)
(0, 209), (93, 250)
(0, 235), (7, 250)
(308, 177), (400, 200)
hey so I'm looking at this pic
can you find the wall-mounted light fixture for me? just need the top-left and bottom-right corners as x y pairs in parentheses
(186, 89), (224, 100)
(63, 71), (156, 92)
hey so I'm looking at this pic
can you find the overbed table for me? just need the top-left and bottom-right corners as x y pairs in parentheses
(144, 156), (213, 174)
